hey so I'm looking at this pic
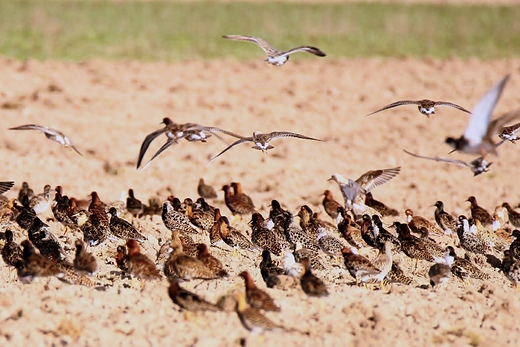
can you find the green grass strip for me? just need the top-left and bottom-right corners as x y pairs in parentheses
(0, 1), (519, 60)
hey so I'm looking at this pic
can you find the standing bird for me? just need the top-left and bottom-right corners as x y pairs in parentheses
(162, 199), (200, 234)
(29, 185), (52, 215)
(80, 212), (108, 247)
(239, 271), (280, 312)
(341, 247), (380, 285)
(299, 258), (329, 297)
(405, 209), (443, 236)
(467, 196), (492, 226)
(365, 192), (399, 217)
(501, 250), (520, 287)
(223, 34), (326, 66)
(163, 241), (218, 281)
(329, 167), (401, 216)
(445, 246), (489, 280)
(366, 99), (470, 117)
(218, 216), (256, 251)
(108, 207), (146, 241)
(322, 190), (343, 223)
(234, 292), (281, 333)
(222, 185), (256, 217)
(197, 178), (218, 199)
(446, 74), (519, 156)
(125, 239), (162, 280)
(260, 250), (284, 288)
(17, 181), (33, 201)
(457, 216), (492, 254)
(168, 281), (221, 311)
(16, 240), (62, 283)
(73, 239), (97, 276)
(428, 250), (453, 288)
(337, 208), (367, 249)
(126, 189), (143, 218)
(250, 213), (287, 256)
(28, 218), (63, 260)
(434, 201), (458, 235)
(89, 192), (109, 228)
(394, 222), (444, 263)
(196, 243), (228, 277)
(210, 131), (323, 162)
(502, 203), (520, 229)
(1, 229), (23, 267)
(9, 124), (82, 155)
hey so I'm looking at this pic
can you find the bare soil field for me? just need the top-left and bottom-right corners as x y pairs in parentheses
(1, 57), (520, 346)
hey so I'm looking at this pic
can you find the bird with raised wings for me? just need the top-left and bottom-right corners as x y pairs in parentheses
(446, 74), (520, 157)
(210, 130), (322, 162)
(9, 124), (82, 155)
(223, 35), (326, 66)
(329, 166), (401, 215)
(136, 117), (243, 169)
(366, 99), (470, 118)
(403, 149), (494, 176)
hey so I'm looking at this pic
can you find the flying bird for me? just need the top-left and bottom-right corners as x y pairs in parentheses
(209, 131), (322, 162)
(366, 99), (471, 117)
(446, 74), (520, 156)
(403, 149), (494, 177)
(498, 122), (520, 143)
(9, 124), (82, 155)
(0, 181), (14, 195)
(223, 35), (326, 66)
(328, 167), (401, 214)
(136, 117), (243, 169)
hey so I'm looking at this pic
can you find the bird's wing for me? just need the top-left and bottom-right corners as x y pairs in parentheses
(208, 138), (252, 163)
(268, 131), (323, 142)
(136, 128), (168, 169)
(434, 101), (471, 114)
(365, 100), (419, 117)
(403, 149), (471, 168)
(282, 46), (326, 57)
(356, 167), (401, 192)
(9, 124), (51, 134)
(222, 35), (278, 55)
(141, 139), (179, 170)
(463, 74), (510, 146)
(0, 181), (14, 195)
(488, 109), (520, 139)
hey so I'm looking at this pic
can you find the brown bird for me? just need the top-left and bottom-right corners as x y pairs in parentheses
(341, 247), (380, 285)
(164, 241), (218, 281)
(196, 243), (228, 277)
(235, 292), (281, 333)
(109, 207), (147, 241)
(250, 213), (288, 256)
(322, 190), (343, 223)
(16, 240), (62, 283)
(168, 281), (221, 311)
(80, 212), (108, 247)
(17, 181), (33, 201)
(209, 208), (224, 246)
(126, 189), (143, 217)
(434, 201), (458, 235)
(365, 192), (399, 217)
(222, 184), (256, 216)
(125, 239), (162, 280)
(299, 258), (328, 297)
(73, 239), (98, 276)
(467, 196), (492, 226)
(218, 216), (256, 251)
(510, 230), (520, 259)
(89, 192), (109, 227)
(239, 271), (280, 311)
(259, 250), (284, 288)
(394, 222), (445, 263)
(502, 203), (520, 228)
(162, 199), (200, 235)
(337, 208), (367, 249)
(1, 229), (23, 267)
(405, 209), (443, 236)
(445, 246), (489, 280)
(197, 178), (218, 199)
(115, 245), (129, 274)
(184, 198), (213, 232)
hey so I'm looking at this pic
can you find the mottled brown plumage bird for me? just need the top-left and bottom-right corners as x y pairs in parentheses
(259, 250), (284, 288)
(405, 209), (443, 236)
(80, 212), (108, 247)
(445, 246), (489, 280)
(218, 216), (256, 251)
(502, 203), (520, 229)
(394, 222), (445, 262)
(73, 239), (98, 276)
(109, 207), (146, 241)
(184, 198), (213, 232)
(337, 208), (367, 249)
(164, 241), (218, 281)
(126, 189), (143, 217)
(168, 281), (221, 311)
(16, 240), (62, 283)
(250, 213), (288, 256)
(235, 292), (281, 333)
(1, 229), (23, 267)
(341, 247), (380, 285)
(322, 190), (343, 223)
(222, 184), (256, 216)
(162, 199), (200, 234)
(89, 192), (110, 227)
(125, 239), (162, 280)
(239, 271), (280, 311)
(467, 196), (492, 226)
(197, 178), (218, 199)
(434, 201), (458, 235)
(196, 243), (228, 277)
(299, 258), (328, 297)
(365, 192), (399, 217)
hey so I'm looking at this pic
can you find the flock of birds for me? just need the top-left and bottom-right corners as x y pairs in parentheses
(2, 34), (520, 335)
(1, 171), (520, 333)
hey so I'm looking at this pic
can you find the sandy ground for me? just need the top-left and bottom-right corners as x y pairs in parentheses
(1, 57), (520, 346)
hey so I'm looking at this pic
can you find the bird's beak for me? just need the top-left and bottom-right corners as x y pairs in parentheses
(447, 148), (457, 154)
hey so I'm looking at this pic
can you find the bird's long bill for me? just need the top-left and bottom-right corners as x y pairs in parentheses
(447, 148), (457, 154)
